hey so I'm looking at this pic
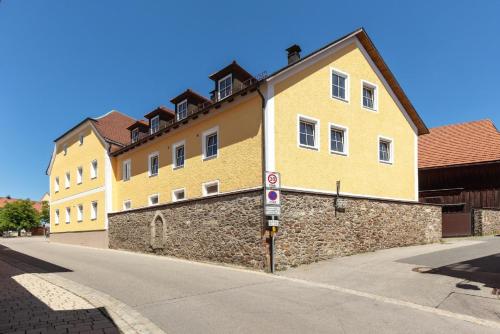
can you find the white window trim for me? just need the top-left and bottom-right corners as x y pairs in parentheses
(148, 194), (159, 206)
(172, 188), (186, 202)
(176, 99), (188, 121)
(55, 209), (60, 225)
(123, 200), (132, 211)
(361, 80), (378, 111)
(131, 128), (139, 143)
(330, 67), (350, 103)
(148, 152), (159, 177)
(150, 115), (160, 134)
(297, 114), (320, 151)
(63, 144), (68, 156)
(65, 172), (70, 189)
(202, 126), (219, 160)
(378, 135), (394, 164)
(172, 140), (186, 169)
(90, 160), (98, 179)
(91, 201), (98, 220)
(202, 180), (220, 197)
(77, 166), (83, 184)
(65, 207), (70, 224)
(122, 159), (131, 181)
(218, 74), (232, 100)
(328, 123), (349, 156)
(54, 177), (59, 193)
(77, 204), (83, 222)
(79, 134), (84, 145)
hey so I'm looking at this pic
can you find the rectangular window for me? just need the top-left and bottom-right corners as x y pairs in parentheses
(65, 207), (70, 224)
(77, 166), (83, 184)
(54, 177), (59, 193)
(331, 69), (349, 101)
(150, 116), (160, 134)
(202, 127), (219, 160)
(91, 201), (97, 220)
(218, 74), (232, 100)
(148, 194), (159, 206)
(122, 159), (131, 181)
(77, 204), (83, 222)
(298, 116), (319, 149)
(63, 144), (68, 156)
(131, 128), (139, 143)
(55, 209), (59, 225)
(379, 137), (393, 163)
(362, 81), (377, 110)
(149, 152), (159, 176)
(65, 172), (70, 189)
(123, 200), (131, 211)
(91, 160), (98, 179)
(79, 134), (84, 145)
(329, 124), (348, 155)
(174, 143), (185, 168)
(203, 181), (219, 196)
(176, 100), (188, 121)
(172, 189), (185, 202)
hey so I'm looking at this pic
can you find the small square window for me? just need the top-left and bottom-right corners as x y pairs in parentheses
(298, 116), (319, 150)
(149, 194), (159, 206)
(149, 153), (159, 176)
(123, 159), (131, 181)
(203, 181), (219, 196)
(150, 116), (160, 134)
(176, 100), (188, 121)
(91, 201), (98, 220)
(172, 189), (185, 202)
(331, 69), (349, 101)
(330, 125), (348, 155)
(379, 138), (393, 163)
(123, 200), (131, 210)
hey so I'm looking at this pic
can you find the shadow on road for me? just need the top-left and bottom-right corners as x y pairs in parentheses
(0, 244), (119, 333)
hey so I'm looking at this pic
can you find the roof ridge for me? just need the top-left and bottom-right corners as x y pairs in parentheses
(95, 109), (136, 121)
(429, 119), (493, 131)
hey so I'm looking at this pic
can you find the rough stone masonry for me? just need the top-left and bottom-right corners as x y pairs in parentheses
(108, 189), (441, 271)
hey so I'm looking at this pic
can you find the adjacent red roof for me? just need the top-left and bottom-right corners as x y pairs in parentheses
(0, 197), (43, 212)
(93, 111), (136, 146)
(419, 119), (500, 169)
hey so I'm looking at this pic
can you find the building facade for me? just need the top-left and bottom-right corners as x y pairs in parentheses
(47, 28), (440, 269)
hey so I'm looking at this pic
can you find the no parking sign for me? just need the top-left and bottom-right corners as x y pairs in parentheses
(265, 188), (281, 205)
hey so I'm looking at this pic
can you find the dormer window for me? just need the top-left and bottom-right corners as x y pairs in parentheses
(150, 115), (160, 134)
(131, 128), (139, 143)
(218, 74), (232, 100)
(176, 99), (188, 121)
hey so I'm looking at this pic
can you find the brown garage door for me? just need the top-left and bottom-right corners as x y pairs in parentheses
(442, 212), (472, 237)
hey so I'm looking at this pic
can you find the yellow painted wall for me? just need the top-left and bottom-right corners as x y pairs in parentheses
(274, 40), (417, 200)
(112, 95), (263, 210)
(49, 124), (107, 231)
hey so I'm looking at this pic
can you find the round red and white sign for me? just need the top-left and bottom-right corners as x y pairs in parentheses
(267, 173), (278, 184)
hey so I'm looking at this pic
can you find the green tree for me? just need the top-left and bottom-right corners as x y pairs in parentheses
(39, 201), (50, 226)
(0, 200), (40, 232)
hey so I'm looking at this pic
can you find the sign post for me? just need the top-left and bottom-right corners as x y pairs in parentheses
(264, 171), (281, 274)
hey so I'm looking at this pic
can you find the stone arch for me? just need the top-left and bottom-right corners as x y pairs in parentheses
(150, 211), (166, 250)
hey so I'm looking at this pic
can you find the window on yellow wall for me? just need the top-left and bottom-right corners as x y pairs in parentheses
(362, 80), (378, 111)
(379, 137), (394, 164)
(65, 207), (70, 224)
(77, 204), (83, 222)
(65, 172), (70, 189)
(123, 200), (131, 210)
(54, 177), (59, 193)
(91, 201), (97, 220)
(298, 115), (319, 150)
(123, 159), (131, 181)
(79, 134), (84, 145)
(148, 194), (159, 206)
(55, 209), (59, 225)
(91, 160), (98, 179)
(331, 69), (349, 101)
(77, 167), (83, 184)
(149, 153), (159, 176)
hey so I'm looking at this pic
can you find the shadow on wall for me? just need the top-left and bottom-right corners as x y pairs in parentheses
(0, 244), (120, 333)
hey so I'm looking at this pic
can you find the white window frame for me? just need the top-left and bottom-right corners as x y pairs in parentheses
(55, 209), (60, 225)
(77, 166), (83, 184)
(297, 115), (320, 150)
(65, 172), (70, 189)
(131, 128), (139, 143)
(172, 140), (186, 169)
(202, 180), (220, 197)
(91, 201), (98, 220)
(172, 188), (186, 202)
(122, 159), (131, 181)
(77, 204), (83, 222)
(65, 207), (70, 224)
(148, 152), (159, 177)
(148, 194), (159, 206)
(123, 200), (132, 211)
(79, 134), (84, 145)
(202, 126), (219, 160)
(328, 123), (349, 156)
(218, 74), (232, 100)
(361, 80), (378, 111)
(63, 144), (68, 156)
(378, 136), (394, 164)
(54, 177), (59, 193)
(150, 115), (160, 134)
(330, 68), (350, 102)
(90, 160), (98, 179)
(176, 99), (188, 121)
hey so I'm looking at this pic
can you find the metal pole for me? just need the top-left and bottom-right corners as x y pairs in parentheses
(271, 227), (276, 274)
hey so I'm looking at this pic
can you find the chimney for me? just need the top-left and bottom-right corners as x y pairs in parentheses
(286, 44), (302, 65)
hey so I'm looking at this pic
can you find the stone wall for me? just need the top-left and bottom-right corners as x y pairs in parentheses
(275, 191), (441, 270)
(108, 190), (267, 269)
(108, 189), (441, 271)
(473, 208), (500, 236)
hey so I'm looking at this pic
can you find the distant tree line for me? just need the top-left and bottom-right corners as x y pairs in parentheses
(0, 200), (49, 233)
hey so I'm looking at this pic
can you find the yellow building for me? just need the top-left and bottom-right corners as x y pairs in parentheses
(47, 28), (429, 250)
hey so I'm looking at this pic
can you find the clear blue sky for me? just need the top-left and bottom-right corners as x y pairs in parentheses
(0, 0), (499, 200)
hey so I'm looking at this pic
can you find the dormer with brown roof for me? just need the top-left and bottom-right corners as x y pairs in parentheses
(170, 89), (211, 121)
(144, 106), (175, 134)
(208, 61), (254, 102)
(127, 120), (149, 143)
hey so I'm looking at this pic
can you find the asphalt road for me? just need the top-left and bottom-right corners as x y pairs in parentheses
(1, 237), (499, 334)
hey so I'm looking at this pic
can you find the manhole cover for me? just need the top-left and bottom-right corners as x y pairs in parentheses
(412, 266), (433, 273)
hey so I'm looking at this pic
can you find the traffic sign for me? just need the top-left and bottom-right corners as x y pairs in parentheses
(265, 171), (280, 189)
(265, 205), (281, 216)
(265, 189), (281, 205)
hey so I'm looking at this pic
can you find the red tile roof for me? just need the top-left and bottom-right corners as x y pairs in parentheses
(419, 119), (500, 169)
(93, 111), (136, 146)
(0, 198), (43, 212)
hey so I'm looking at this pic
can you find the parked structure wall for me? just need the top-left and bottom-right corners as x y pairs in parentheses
(473, 208), (500, 236)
